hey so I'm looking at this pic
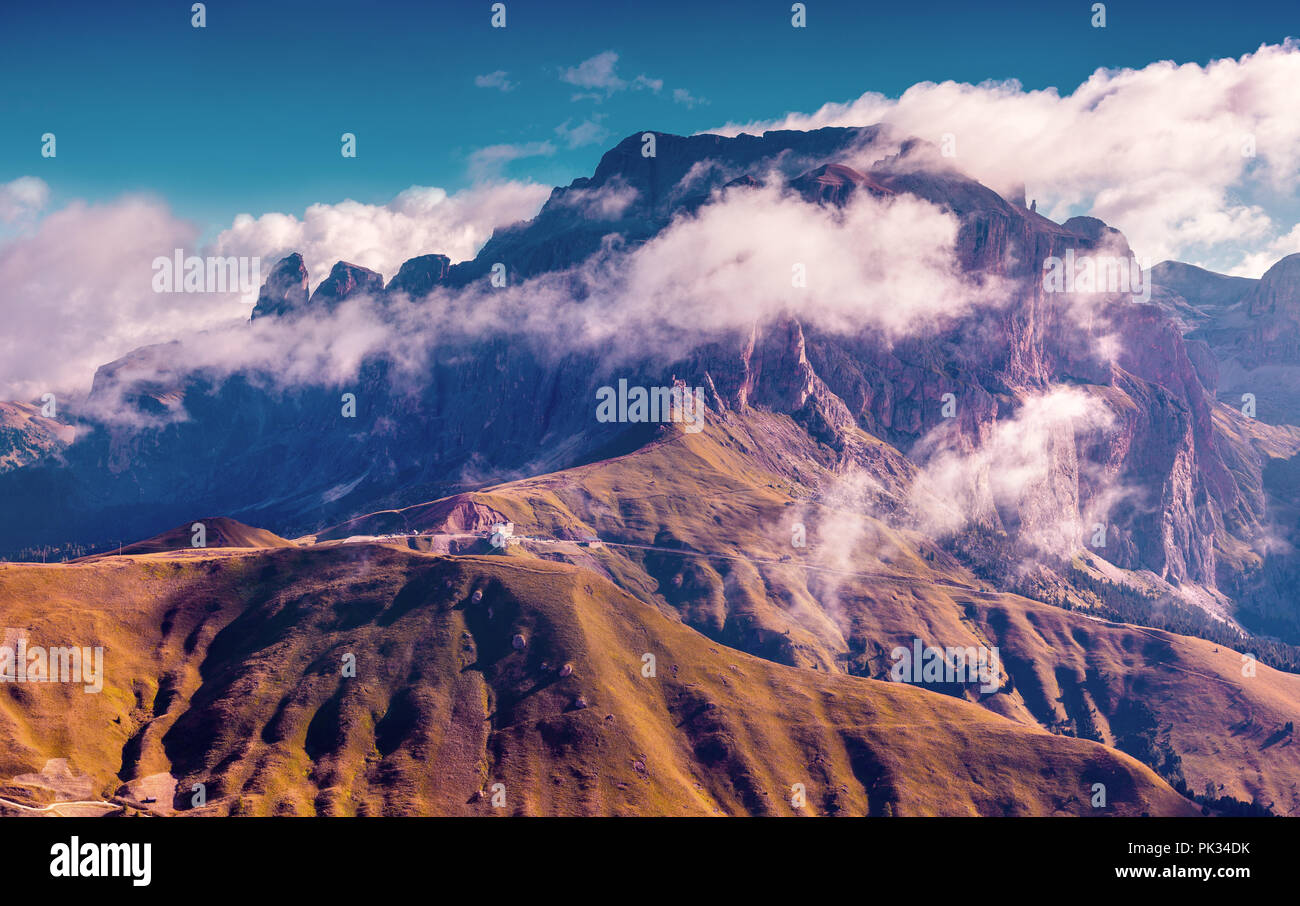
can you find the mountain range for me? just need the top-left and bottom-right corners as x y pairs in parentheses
(2, 125), (1298, 816)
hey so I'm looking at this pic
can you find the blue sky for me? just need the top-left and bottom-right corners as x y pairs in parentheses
(3, 0), (1298, 232)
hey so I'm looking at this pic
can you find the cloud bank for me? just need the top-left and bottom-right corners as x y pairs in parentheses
(212, 182), (550, 290)
(0, 197), (209, 401)
(0, 181), (550, 398)
(103, 181), (1001, 413)
(710, 41), (1300, 276)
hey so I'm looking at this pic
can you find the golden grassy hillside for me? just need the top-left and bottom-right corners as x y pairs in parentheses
(966, 593), (1300, 814)
(0, 545), (1193, 816)
(80, 517), (295, 559)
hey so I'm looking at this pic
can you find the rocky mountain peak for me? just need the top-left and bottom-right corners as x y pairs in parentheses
(307, 261), (384, 310)
(249, 252), (309, 321)
(386, 253), (452, 300)
(790, 163), (894, 205)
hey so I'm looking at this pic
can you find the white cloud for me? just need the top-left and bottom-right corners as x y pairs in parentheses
(0, 180), (551, 397)
(467, 141), (557, 181)
(554, 117), (609, 149)
(474, 70), (516, 92)
(561, 51), (663, 100)
(1229, 223), (1300, 277)
(708, 41), (1300, 276)
(672, 88), (707, 108)
(631, 74), (663, 93)
(0, 177), (50, 224)
(212, 181), (550, 291)
(438, 181), (1002, 355)
(0, 197), (225, 399)
(555, 180), (639, 220)
(561, 51), (625, 92)
(907, 387), (1120, 557)
(606, 185), (973, 340)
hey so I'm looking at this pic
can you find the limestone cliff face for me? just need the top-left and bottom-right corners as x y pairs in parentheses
(1172, 254), (1300, 418)
(1242, 255), (1300, 367)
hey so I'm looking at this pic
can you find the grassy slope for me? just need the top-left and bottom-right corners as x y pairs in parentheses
(0, 545), (1192, 816)
(79, 517), (295, 559)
